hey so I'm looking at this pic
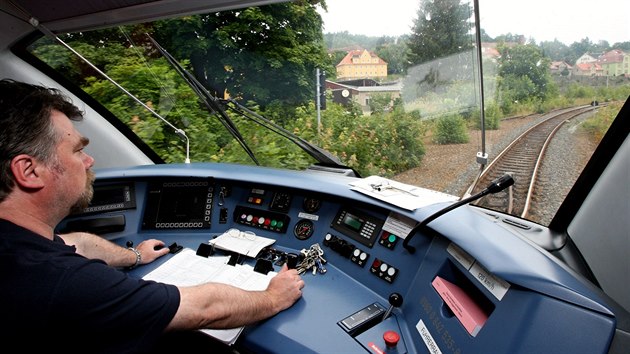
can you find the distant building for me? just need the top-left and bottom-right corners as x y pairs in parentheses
(550, 61), (572, 76)
(573, 62), (603, 76)
(336, 49), (388, 80)
(326, 79), (401, 114)
(480, 43), (501, 61)
(572, 50), (629, 77)
(598, 49), (626, 76)
(575, 52), (600, 65)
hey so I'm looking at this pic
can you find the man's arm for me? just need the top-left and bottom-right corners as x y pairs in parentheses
(167, 264), (305, 331)
(59, 232), (170, 267)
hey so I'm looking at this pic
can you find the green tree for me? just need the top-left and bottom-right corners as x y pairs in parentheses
(369, 93), (394, 114)
(569, 38), (594, 64)
(497, 43), (554, 102)
(479, 28), (494, 42)
(375, 37), (410, 76)
(494, 33), (526, 44)
(324, 31), (380, 51)
(612, 41), (630, 52)
(407, 0), (473, 65)
(539, 39), (571, 62)
(153, 1), (329, 112)
(80, 53), (225, 163)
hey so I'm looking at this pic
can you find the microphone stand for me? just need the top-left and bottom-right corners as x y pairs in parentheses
(403, 173), (514, 253)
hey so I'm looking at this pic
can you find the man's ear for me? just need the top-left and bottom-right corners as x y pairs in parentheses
(10, 154), (46, 189)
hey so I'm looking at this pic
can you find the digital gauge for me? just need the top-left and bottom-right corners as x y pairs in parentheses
(294, 219), (315, 240)
(331, 207), (384, 248)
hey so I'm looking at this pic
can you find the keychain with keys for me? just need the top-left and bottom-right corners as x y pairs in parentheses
(295, 243), (327, 275)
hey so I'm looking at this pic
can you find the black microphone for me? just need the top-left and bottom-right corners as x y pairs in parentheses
(402, 173), (514, 253)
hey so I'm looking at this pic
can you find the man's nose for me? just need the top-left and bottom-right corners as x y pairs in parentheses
(84, 153), (95, 168)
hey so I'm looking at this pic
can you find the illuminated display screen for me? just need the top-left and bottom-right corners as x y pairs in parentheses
(332, 207), (385, 248)
(142, 179), (213, 229)
(343, 213), (363, 232)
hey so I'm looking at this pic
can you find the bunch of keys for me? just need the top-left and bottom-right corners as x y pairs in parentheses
(296, 243), (327, 275)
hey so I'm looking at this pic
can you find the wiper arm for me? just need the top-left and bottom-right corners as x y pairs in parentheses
(146, 34), (259, 165)
(221, 97), (345, 166)
(146, 34), (353, 170)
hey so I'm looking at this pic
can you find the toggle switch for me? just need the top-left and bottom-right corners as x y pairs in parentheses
(382, 292), (403, 321)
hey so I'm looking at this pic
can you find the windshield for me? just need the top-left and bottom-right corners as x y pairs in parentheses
(23, 0), (629, 227)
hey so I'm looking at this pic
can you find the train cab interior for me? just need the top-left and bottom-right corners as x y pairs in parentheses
(1, 0), (629, 353)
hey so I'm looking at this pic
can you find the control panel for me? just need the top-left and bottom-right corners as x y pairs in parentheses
(57, 171), (617, 354)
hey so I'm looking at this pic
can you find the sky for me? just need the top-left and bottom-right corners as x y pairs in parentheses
(318, 0), (630, 45)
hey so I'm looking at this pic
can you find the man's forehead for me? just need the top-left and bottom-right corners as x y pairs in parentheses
(51, 109), (85, 144)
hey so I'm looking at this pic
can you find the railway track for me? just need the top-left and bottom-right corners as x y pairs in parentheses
(468, 105), (599, 218)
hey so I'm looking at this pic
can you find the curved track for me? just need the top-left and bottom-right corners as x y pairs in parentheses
(469, 106), (598, 218)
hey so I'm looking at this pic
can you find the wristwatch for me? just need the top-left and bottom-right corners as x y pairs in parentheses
(127, 247), (142, 269)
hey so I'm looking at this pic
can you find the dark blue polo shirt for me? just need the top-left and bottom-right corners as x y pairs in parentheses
(0, 219), (180, 353)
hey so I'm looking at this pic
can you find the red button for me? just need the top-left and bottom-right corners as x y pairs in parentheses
(383, 330), (400, 347)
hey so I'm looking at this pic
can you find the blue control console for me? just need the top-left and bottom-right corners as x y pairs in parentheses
(57, 163), (616, 353)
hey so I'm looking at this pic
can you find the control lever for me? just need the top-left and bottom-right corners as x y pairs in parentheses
(382, 292), (403, 321)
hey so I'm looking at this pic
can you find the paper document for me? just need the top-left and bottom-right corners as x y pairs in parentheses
(208, 229), (276, 257)
(143, 248), (276, 345)
(349, 175), (458, 210)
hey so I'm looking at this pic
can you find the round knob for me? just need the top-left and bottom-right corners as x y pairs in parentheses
(389, 292), (403, 308)
(383, 330), (400, 347)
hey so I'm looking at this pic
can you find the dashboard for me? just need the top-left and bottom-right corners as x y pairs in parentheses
(57, 163), (616, 353)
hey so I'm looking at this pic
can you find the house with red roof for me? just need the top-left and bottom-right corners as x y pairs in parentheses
(598, 49), (626, 76)
(480, 43), (501, 60)
(573, 62), (603, 76)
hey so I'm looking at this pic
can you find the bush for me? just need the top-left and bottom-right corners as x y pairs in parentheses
(282, 101), (426, 177)
(471, 102), (500, 130)
(433, 114), (469, 144)
(581, 102), (620, 142)
(566, 83), (594, 99)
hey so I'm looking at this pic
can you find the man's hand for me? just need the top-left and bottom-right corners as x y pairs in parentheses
(135, 239), (170, 265)
(60, 232), (170, 267)
(265, 264), (305, 312)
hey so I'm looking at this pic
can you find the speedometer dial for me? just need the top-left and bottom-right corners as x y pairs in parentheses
(294, 219), (314, 240)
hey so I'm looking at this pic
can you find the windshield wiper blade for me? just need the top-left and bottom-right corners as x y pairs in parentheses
(146, 34), (259, 165)
(146, 34), (355, 171)
(221, 97), (345, 166)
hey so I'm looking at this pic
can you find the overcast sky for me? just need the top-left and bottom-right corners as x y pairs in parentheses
(318, 0), (630, 45)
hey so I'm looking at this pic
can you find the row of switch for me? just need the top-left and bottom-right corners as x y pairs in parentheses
(234, 206), (290, 233)
(323, 233), (401, 284)
(369, 258), (399, 284)
(239, 213), (285, 228)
